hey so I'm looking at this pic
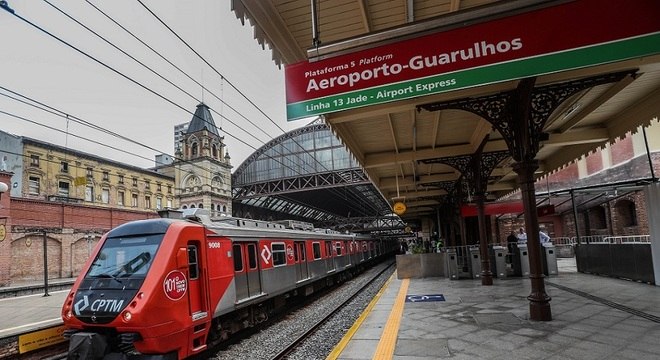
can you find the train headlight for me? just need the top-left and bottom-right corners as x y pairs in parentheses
(122, 311), (132, 323)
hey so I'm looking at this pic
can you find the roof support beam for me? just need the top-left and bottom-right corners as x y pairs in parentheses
(384, 189), (446, 199)
(559, 73), (637, 133)
(543, 127), (610, 146)
(380, 172), (458, 189)
(364, 139), (508, 168)
(357, 0), (372, 32)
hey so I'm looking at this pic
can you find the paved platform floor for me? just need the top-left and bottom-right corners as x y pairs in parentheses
(330, 258), (660, 360)
(0, 289), (67, 339)
(1, 258), (659, 360)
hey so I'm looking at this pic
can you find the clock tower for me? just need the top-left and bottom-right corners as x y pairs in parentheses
(174, 103), (232, 215)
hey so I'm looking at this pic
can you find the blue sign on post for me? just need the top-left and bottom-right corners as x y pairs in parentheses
(405, 294), (445, 302)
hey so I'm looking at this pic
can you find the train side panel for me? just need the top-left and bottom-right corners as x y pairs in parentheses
(258, 239), (297, 297)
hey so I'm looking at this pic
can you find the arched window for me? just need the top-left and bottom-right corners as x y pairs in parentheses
(222, 205), (227, 213)
(588, 206), (607, 229)
(190, 204), (196, 208)
(191, 142), (198, 156)
(212, 144), (218, 158)
(182, 205), (188, 209)
(212, 176), (223, 188)
(186, 176), (201, 189)
(199, 203), (204, 209)
(615, 199), (637, 227)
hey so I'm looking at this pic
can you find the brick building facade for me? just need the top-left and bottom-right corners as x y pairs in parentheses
(0, 170), (158, 286)
(494, 123), (660, 244)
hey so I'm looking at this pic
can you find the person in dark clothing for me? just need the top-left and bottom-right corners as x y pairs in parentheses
(506, 231), (518, 263)
(506, 231), (517, 245)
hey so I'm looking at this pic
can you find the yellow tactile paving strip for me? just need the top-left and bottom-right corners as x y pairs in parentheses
(372, 278), (409, 360)
(326, 274), (395, 360)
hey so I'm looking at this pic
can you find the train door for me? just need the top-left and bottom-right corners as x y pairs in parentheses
(334, 241), (342, 269)
(294, 241), (309, 282)
(325, 241), (335, 272)
(361, 241), (367, 262)
(233, 242), (262, 301)
(187, 243), (207, 319)
(246, 243), (262, 297)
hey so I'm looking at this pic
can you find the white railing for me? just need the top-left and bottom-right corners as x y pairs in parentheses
(545, 235), (650, 245)
(577, 235), (611, 244)
(564, 234), (651, 244)
(603, 235), (650, 244)
(552, 236), (574, 246)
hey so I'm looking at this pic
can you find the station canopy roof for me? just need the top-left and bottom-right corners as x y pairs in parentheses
(232, 121), (400, 231)
(232, 0), (660, 220)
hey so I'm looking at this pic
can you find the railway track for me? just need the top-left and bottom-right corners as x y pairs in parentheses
(16, 260), (395, 360)
(211, 260), (395, 360)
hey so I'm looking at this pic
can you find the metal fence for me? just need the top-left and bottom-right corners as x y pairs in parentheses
(549, 235), (650, 245)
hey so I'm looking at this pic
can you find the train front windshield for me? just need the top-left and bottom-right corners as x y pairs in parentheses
(86, 234), (162, 282)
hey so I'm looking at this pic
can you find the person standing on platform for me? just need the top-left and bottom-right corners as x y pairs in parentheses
(507, 231), (517, 246)
(516, 228), (527, 244)
(400, 240), (408, 254)
(506, 231), (517, 263)
(539, 228), (551, 244)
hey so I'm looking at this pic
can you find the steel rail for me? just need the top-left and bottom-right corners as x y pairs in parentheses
(269, 261), (395, 360)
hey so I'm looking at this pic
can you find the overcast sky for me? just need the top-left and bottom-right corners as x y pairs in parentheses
(0, 0), (303, 170)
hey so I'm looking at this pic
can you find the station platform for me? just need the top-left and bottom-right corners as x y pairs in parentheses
(2, 258), (660, 359)
(0, 286), (68, 339)
(329, 258), (660, 360)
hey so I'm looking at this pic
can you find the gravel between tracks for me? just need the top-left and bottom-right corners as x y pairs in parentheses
(210, 262), (395, 360)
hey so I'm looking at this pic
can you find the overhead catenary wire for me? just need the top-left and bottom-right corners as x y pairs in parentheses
(0, 2), (261, 154)
(0, 4), (313, 187)
(28, 0), (327, 185)
(0, 86), (217, 185)
(125, 0), (384, 216)
(1, 2), (386, 218)
(135, 1), (385, 215)
(84, 0), (273, 143)
(43, 0), (269, 146)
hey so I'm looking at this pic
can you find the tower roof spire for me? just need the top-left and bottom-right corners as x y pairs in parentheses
(187, 103), (219, 136)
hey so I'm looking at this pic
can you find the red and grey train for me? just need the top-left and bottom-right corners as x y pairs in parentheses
(61, 209), (394, 359)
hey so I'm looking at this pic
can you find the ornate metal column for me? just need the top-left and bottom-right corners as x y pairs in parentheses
(421, 146), (509, 286)
(419, 70), (635, 321)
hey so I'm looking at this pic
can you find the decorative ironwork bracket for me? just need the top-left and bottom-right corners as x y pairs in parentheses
(418, 71), (636, 162)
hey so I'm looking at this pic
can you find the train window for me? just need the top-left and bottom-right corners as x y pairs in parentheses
(233, 244), (243, 272)
(187, 245), (199, 280)
(86, 234), (160, 282)
(312, 242), (321, 260)
(272, 243), (286, 266)
(293, 244), (299, 262)
(335, 242), (342, 256)
(325, 241), (332, 258)
(247, 244), (257, 270)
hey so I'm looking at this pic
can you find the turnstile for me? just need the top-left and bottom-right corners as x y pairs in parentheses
(469, 246), (481, 279)
(542, 244), (558, 276)
(490, 245), (507, 279)
(513, 244), (530, 277)
(446, 248), (459, 280)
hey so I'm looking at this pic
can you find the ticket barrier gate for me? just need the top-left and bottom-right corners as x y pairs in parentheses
(512, 244), (530, 277)
(446, 248), (459, 280)
(542, 244), (559, 276)
(490, 246), (507, 279)
(469, 246), (481, 279)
